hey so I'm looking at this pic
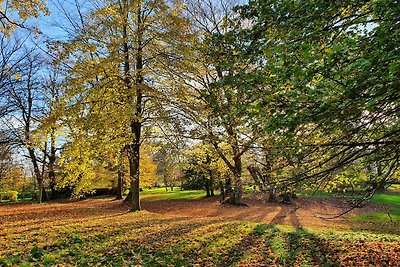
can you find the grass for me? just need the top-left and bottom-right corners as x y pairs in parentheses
(302, 190), (400, 206)
(139, 187), (205, 201)
(0, 198), (33, 204)
(353, 209), (400, 223)
(301, 189), (400, 226)
(370, 192), (400, 206)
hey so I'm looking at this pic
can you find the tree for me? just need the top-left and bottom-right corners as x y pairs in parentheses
(153, 145), (181, 191)
(171, 0), (259, 205)
(1, 49), (50, 203)
(234, 0), (400, 200)
(0, 35), (27, 121)
(0, 140), (12, 190)
(139, 147), (157, 188)
(182, 142), (228, 197)
(57, 0), (192, 210)
(0, 0), (48, 35)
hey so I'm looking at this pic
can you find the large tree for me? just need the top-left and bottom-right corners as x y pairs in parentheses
(58, 0), (191, 210)
(170, 0), (261, 205)
(235, 0), (400, 198)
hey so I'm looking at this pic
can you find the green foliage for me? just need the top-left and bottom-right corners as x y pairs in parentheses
(233, 0), (400, 192)
(182, 143), (227, 191)
(325, 165), (369, 193)
(30, 246), (44, 260)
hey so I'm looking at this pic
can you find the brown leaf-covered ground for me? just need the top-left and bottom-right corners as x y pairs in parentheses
(0, 195), (399, 266)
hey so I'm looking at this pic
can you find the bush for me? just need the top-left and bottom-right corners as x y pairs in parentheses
(0, 191), (19, 202)
(18, 190), (34, 200)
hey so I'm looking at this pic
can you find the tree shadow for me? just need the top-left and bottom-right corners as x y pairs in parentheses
(224, 224), (340, 266)
(270, 206), (301, 227)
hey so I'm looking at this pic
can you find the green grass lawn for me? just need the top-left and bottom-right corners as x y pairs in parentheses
(139, 187), (205, 201)
(352, 192), (400, 224)
(302, 190), (400, 206)
(370, 192), (400, 206)
(353, 209), (400, 223)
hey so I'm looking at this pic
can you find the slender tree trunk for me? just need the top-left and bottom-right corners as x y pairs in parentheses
(164, 176), (168, 191)
(116, 170), (123, 200)
(209, 170), (215, 196)
(219, 181), (225, 201)
(48, 131), (57, 198)
(205, 176), (210, 197)
(28, 148), (44, 203)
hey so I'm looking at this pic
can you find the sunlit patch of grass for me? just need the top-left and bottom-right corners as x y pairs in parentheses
(353, 209), (400, 223)
(371, 193), (400, 206)
(140, 187), (205, 201)
(301, 190), (400, 207)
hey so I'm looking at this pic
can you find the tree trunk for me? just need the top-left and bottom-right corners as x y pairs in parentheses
(205, 177), (210, 197)
(122, 1), (143, 212)
(231, 156), (243, 205)
(28, 148), (44, 203)
(116, 170), (123, 200)
(128, 143), (141, 211)
(48, 131), (57, 199)
(209, 171), (215, 196)
(219, 181), (225, 201)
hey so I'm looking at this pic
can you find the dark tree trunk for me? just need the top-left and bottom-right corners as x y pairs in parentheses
(122, 1), (143, 212)
(210, 177), (215, 196)
(207, 169), (214, 196)
(116, 170), (123, 200)
(48, 132), (57, 198)
(205, 177), (210, 197)
(28, 148), (44, 203)
(219, 181), (225, 201)
(128, 143), (141, 211)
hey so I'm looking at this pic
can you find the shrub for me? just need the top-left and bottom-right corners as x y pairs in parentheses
(0, 191), (19, 202)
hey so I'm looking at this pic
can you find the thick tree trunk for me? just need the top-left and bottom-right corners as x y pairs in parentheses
(128, 143), (141, 211)
(231, 156), (243, 205)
